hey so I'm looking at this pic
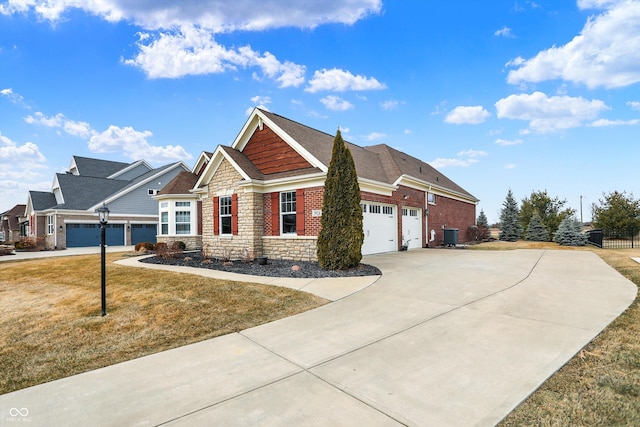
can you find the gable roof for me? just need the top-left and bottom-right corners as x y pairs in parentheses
(52, 174), (131, 210)
(70, 156), (132, 178)
(1, 204), (26, 218)
(197, 108), (477, 202)
(1, 204), (26, 231)
(28, 191), (58, 211)
(158, 171), (199, 195)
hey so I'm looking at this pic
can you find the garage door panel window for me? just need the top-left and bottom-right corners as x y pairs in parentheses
(175, 211), (191, 235)
(280, 191), (296, 235)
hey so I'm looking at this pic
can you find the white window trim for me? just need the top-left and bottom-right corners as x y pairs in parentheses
(280, 191), (297, 235)
(158, 198), (197, 236)
(47, 214), (54, 235)
(219, 196), (232, 236)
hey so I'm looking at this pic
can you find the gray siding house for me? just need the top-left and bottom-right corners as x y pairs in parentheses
(25, 156), (190, 249)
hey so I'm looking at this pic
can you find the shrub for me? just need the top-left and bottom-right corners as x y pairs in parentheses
(317, 129), (363, 270)
(499, 189), (522, 242)
(173, 241), (186, 250)
(15, 236), (46, 251)
(525, 212), (549, 241)
(553, 217), (587, 246)
(155, 242), (183, 259)
(134, 242), (155, 252)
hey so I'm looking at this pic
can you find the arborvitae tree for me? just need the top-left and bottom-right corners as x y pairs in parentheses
(525, 211), (549, 241)
(499, 189), (522, 241)
(476, 209), (490, 240)
(553, 217), (587, 246)
(317, 130), (364, 269)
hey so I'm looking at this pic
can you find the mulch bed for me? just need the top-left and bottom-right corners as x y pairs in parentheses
(139, 252), (381, 279)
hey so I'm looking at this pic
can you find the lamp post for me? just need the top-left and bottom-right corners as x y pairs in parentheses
(96, 203), (110, 316)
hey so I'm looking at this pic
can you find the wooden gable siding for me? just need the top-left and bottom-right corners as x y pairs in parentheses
(242, 124), (312, 174)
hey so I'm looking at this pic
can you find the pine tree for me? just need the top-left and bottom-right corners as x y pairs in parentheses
(476, 209), (490, 240)
(317, 130), (364, 269)
(553, 217), (587, 246)
(499, 189), (522, 242)
(525, 211), (549, 241)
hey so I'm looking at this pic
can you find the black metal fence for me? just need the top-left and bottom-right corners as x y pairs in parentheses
(587, 228), (639, 249)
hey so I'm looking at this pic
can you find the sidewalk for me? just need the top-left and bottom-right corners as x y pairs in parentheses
(0, 246), (135, 262)
(1, 249), (637, 426)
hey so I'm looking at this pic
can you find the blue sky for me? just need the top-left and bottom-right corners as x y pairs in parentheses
(1, 0), (639, 223)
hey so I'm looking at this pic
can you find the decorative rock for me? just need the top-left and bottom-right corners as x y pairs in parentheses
(291, 265), (301, 271)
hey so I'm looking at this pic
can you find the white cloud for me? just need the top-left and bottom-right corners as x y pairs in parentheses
(0, 88), (27, 107)
(495, 91), (609, 133)
(495, 138), (523, 146)
(305, 68), (386, 93)
(589, 118), (640, 127)
(124, 26), (306, 86)
(250, 95), (272, 105)
(504, 163), (517, 169)
(628, 101), (640, 111)
(494, 26), (513, 37)
(0, 0), (383, 32)
(507, 1), (640, 88)
(88, 125), (192, 162)
(0, 132), (46, 164)
(404, 129), (412, 134)
(445, 106), (491, 124)
(320, 95), (354, 111)
(458, 149), (488, 157)
(24, 110), (192, 161)
(429, 158), (479, 168)
(366, 132), (386, 141)
(380, 99), (402, 110)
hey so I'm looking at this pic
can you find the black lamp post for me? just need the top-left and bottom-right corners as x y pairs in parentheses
(96, 203), (110, 316)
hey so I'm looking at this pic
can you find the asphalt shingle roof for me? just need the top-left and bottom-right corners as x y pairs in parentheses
(29, 191), (58, 211)
(259, 109), (477, 200)
(72, 156), (131, 178)
(53, 174), (130, 210)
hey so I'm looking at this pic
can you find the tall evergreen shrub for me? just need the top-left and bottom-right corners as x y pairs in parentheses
(499, 189), (522, 242)
(317, 130), (364, 269)
(525, 212), (549, 241)
(553, 217), (587, 246)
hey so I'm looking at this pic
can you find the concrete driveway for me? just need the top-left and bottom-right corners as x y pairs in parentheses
(1, 249), (637, 426)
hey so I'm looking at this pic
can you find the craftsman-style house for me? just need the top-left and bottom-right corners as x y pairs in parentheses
(157, 109), (478, 261)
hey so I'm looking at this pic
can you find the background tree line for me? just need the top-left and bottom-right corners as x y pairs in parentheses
(492, 189), (640, 245)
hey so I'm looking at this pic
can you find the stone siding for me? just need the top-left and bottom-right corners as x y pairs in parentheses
(262, 236), (318, 261)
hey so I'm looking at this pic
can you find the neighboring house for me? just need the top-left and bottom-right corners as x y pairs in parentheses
(180, 108), (478, 261)
(1, 204), (26, 243)
(153, 151), (212, 250)
(25, 155), (190, 249)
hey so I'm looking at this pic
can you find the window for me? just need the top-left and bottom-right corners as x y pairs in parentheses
(47, 215), (54, 234)
(160, 211), (169, 235)
(160, 202), (169, 208)
(219, 196), (232, 235)
(383, 206), (393, 215)
(175, 211), (190, 234)
(402, 208), (407, 216)
(410, 209), (418, 217)
(280, 191), (297, 234)
(148, 189), (159, 196)
(176, 201), (191, 207)
(428, 193), (436, 204)
(369, 204), (381, 214)
(361, 204), (367, 213)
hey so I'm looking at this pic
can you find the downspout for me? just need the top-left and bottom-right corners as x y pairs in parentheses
(54, 210), (58, 249)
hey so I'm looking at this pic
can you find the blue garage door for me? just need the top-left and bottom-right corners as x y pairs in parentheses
(131, 224), (157, 245)
(66, 223), (125, 247)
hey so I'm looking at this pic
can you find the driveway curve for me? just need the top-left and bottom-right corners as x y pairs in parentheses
(1, 249), (636, 426)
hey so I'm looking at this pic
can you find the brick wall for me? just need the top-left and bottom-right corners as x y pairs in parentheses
(426, 195), (476, 244)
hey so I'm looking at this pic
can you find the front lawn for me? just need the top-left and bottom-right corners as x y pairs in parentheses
(0, 253), (327, 394)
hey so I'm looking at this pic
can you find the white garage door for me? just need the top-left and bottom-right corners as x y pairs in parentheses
(402, 207), (422, 249)
(361, 202), (397, 255)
